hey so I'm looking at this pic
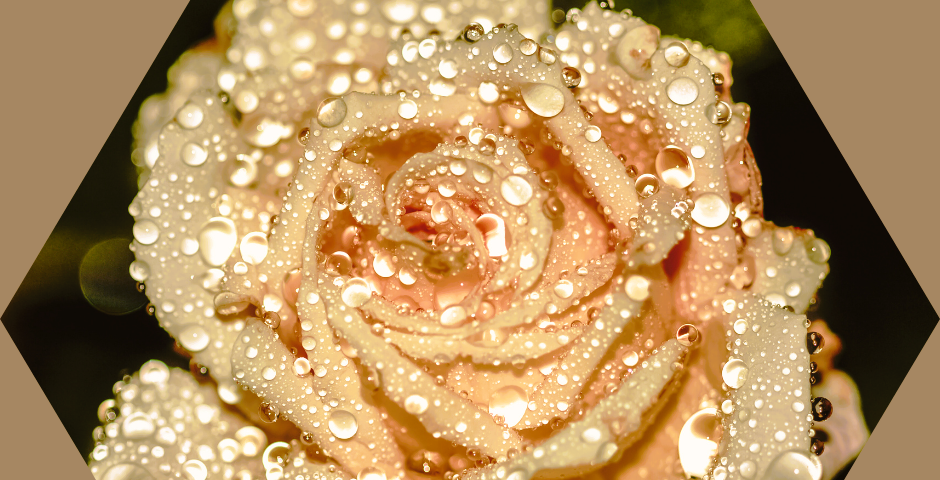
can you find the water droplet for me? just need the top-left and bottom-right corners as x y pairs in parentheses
(519, 38), (538, 56)
(553, 280), (574, 299)
(357, 467), (387, 480)
(398, 99), (418, 119)
(722, 358), (749, 389)
(625, 275), (650, 301)
(341, 278), (372, 307)
(622, 351), (639, 367)
(521, 83), (565, 118)
(666, 77), (699, 105)
(182, 460), (208, 480)
(805, 238), (831, 264)
(562, 66), (582, 87)
(180, 142), (208, 166)
(500, 175), (534, 206)
(488, 386), (528, 428)
(262, 366), (277, 380)
(133, 219), (159, 245)
(584, 126), (602, 142)
(179, 324), (210, 352)
(440, 305), (467, 326)
(678, 408), (720, 479)
(327, 409), (359, 439)
(807, 332), (825, 354)
(380, 0), (417, 23)
(655, 146), (695, 189)
(761, 451), (822, 480)
(121, 412), (155, 439)
(733, 319), (748, 335)
(706, 101), (732, 125)
(462, 24), (484, 42)
(129, 260), (150, 282)
(676, 324), (699, 346)
(690, 193), (730, 228)
(404, 394), (429, 414)
(99, 464), (155, 480)
(664, 41), (691, 67)
(581, 427), (602, 443)
(198, 217), (238, 266)
(493, 43), (514, 64)
(542, 196), (565, 220)
(240, 232), (269, 265)
(635, 174), (660, 199)
(811, 397), (832, 421)
(317, 98), (347, 127)
(616, 25), (659, 79)
(177, 103), (205, 129)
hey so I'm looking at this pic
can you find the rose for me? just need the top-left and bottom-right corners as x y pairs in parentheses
(89, 2), (869, 480)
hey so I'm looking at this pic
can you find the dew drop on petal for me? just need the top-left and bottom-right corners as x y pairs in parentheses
(493, 43), (514, 64)
(177, 103), (205, 129)
(722, 358), (749, 389)
(404, 394), (429, 415)
(398, 99), (418, 119)
(133, 220), (159, 245)
(341, 278), (373, 307)
(678, 408), (720, 479)
(488, 386), (528, 428)
(664, 41), (691, 67)
(666, 77), (699, 105)
(179, 325), (210, 352)
(690, 193), (730, 228)
(317, 98), (348, 127)
(198, 217), (238, 266)
(521, 83), (565, 118)
(655, 146), (695, 188)
(328, 410), (359, 439)
(500, 176), (534, 206)
(180, 142), (208, 166)
(440, 305), (467, 326)
(239, 232), (269, 265)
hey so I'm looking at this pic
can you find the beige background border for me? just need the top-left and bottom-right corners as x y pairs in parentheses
(0, 1), (188, 478)
(750, 1), (940, 479)
(0, 0), (937, 478)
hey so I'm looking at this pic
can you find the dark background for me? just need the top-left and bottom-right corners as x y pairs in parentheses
(2, 1), (934, 479)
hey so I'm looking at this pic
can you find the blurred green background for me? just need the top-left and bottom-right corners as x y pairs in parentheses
(1, 2), (935, 479)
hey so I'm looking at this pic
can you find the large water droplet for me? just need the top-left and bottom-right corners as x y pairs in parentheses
(722, 358), (749, 389)
(328, 409), (359, 439)
(198, 217), (238, 266)
(177, 103), (205, 129)
(761, 451), (823, 480)
(440, 305), (467, 326)
(678, 408), (720, 479)
(341, 278), (372, 307)
(182, 460), (208, 480)
(666, 77), (699, 105)
(405, 394), (429, 414)
(690, 193), (730, 228)
(616, 25), (659, 78)
(488, 385), (528, 427)
(664, 42), (691, 67)
(500, 176), (534, 206)
(179, 325), (210, 352)
(521, 83), (565, 118)
(380, 0), (418, 23)
(655, 146), (695, 188)
(240, 232), (269, 265)
(121, 412), (155, 439)
(180, 142), (208, 166)
(317, 98), (348, 127)
(133, 219), (160, 245)
(493, 43), (514, 64)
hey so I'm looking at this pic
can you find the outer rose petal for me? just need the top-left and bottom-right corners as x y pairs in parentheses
(88, 361), (270, 480)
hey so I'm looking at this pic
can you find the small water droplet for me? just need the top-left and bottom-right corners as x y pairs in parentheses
(317, 98), (348, 127)
(521, 83), (565, 118)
